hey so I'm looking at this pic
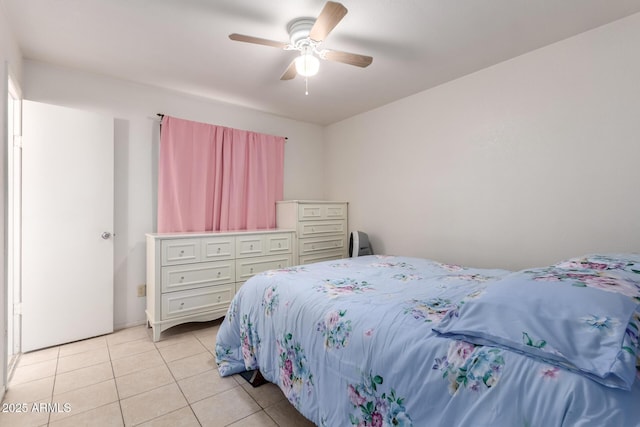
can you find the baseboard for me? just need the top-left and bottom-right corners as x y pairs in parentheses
(113, 320), (147, 331)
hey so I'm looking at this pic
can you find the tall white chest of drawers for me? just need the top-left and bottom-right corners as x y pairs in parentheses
(276, 200), (348, 265)
(146, 230), (294, 341)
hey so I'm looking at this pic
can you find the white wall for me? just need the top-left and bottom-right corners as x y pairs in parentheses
(325, 13), (640, 270)
(23, 60), (325, 329)
(1, 0), (23, 395)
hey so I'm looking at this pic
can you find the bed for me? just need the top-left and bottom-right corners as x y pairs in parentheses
(215, 254), (640, 426)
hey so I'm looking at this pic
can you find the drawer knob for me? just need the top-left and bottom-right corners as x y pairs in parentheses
(250, 267), (254, 273)
(217, 271), (221, 276)
(278, 243), (282, 248)
(312, 245), (315, 250)
(179, 302), (184, 309)
(179, 250), (184, 256)
(278, 264), (282, 268)
(217, 296), (221, 302)
(217, 247), (221, 253)
(250, 244), (253, 250)
(180, 276), (184, 281)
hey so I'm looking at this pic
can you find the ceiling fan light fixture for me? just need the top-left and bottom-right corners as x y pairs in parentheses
(229, 2), (372, 84)
(295, 52), (320, 77)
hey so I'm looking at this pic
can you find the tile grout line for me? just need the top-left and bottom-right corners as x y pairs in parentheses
(119, 329), (206, 426)
(183, 331), (206, 426)
(49, 334), (143, 426)
(48, 341), (115, 425)
(47, 347), (61, 426)
(164, 330), (204, 427)
(112, 328), (174, 425)
(106, 338), (127, 427)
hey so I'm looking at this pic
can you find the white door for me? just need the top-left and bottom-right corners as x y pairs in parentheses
(21, 100), (114, 352)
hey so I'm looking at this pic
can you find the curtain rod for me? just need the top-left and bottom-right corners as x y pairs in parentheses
(156, 113), (288, 140)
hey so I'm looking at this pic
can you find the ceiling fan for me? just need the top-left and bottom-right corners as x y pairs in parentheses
(229, 1), (373, 84)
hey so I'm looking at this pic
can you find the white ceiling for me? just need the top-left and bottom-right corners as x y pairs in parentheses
(3, 0), (640, 125)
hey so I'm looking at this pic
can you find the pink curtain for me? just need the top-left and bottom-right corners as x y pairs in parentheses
(157, 116), (285, 233)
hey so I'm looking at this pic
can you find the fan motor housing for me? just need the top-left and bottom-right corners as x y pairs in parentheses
(287, 18), (315, 45)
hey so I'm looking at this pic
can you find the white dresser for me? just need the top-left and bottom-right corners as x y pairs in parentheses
(276, 200), (348, 265)
(146, 229), (294, 341)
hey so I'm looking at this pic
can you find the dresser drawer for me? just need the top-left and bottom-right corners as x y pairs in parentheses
(266, 233), (292, 254)
(298, 203), (347, 221)
(236, 254), (292, 282)
(161, 239), (201, 266)
(161, 261), (235, 293)
(236, 235), (264, 258)
(299, 236), (346, 255)
(201, 237), (235, 261)
(236, 233), (293, 258)
(161, 284), (234, 320)
(299, 220), (346, 238)
(299, 249), (345, 265)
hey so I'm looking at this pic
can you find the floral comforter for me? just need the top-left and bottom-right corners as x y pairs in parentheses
(215, 255), (640, 426)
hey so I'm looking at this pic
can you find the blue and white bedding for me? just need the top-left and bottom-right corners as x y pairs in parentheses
(215, 254), (640, 426)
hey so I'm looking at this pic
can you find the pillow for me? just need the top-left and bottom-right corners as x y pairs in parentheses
(546, 254), (640, 303)
(554, 253), (640, 272)
(433, 255), (640, 390)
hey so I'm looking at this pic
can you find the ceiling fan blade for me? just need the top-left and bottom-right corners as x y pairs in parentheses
(228, 33), (288, 49)
(309, 1), (348, 41)
(322, 50), (373, 68)
(280, 60), (297, 80)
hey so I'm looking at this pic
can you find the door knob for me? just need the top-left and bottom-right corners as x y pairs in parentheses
(101, 232), (112, 239)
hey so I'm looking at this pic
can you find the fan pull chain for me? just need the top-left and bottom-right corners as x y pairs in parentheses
(305, 76), (310, 95)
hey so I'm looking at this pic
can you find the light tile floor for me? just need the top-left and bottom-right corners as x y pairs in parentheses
(1, 320), (316, 427)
